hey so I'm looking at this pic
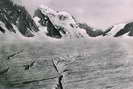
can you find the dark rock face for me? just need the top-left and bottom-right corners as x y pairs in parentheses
(78, 22), (133, 37)
(0, 26), (5, 33)
(46, 20), (62, 38)
(34, 9), (48, 26)
(34, 9), (64, 38)
(0, 9), (16, 33)
(103, 26), (114, 36)
(0, 0), (39, 37)
(127, 23), (133, 36)
(114, 22), (133, 37)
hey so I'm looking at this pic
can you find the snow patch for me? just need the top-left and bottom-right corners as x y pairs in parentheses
(107, 23), (126, 36)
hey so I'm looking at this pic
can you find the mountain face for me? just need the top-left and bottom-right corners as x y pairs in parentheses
(0, 0), (39, 37)
(113, 22), (133, 37)
(34, 8), (63, 38)
(78, 23), (111, 37)
(0, 1), (133, 39)
(34, 5), (89, 39)
(78, 22), (133, 37)
(103, 22), (133, 37)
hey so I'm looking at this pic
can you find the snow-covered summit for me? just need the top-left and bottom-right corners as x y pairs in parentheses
(1, 1), (133, 41)
(36, 5), (88, 38)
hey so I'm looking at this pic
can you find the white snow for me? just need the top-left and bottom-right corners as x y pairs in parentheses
(38, 5), (88, 38)
(33, 17), (41, 26)
(107, 23), (127, 36)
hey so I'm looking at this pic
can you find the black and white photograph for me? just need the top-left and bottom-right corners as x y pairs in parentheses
(0, 0), (133, 89)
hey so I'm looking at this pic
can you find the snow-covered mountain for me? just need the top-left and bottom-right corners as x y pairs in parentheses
(78, 23), (109, 37)
(33, 5), (133, 39)
(0, 0), (133, 40)
(34, 5), (89, 39)
(0, 0), (39, 38)
(78, 21), (133, 38)
(105, 22), (133, 37)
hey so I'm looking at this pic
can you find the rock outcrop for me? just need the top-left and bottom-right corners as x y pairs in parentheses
(34, 8), (62, 38)
(0, 0), (39, 37)
(36, 5), (89, 39)
(103, 22), (133, 37)
(78, 23), (109, 37)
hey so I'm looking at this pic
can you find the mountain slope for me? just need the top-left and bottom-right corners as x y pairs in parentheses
(34, 8), (63, 38)
(104, 22), (133, 37)
(0, 1), (133, 39)
(34, 5), (89, 39)
(78, 23), (110, 37)
(0, 0), (39, 37)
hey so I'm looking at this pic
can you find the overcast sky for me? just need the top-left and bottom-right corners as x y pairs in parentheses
(16, 0), (133, 29)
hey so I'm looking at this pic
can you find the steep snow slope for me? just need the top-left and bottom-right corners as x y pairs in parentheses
(0, 0), (39, 38)
(78, 23), (107, 37)
(37, 5), (89, 38)
(1, 1), (133, 40)
(105, 23), (127, 37)
(104, 22), (133, 37)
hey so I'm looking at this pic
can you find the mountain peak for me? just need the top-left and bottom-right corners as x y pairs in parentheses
(34, 6), (89, 39)
(0, 0), (39, 38)
(0, 2), (133, 40)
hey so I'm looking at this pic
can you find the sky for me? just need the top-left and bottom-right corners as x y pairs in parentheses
(14, 0), (133, 29)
